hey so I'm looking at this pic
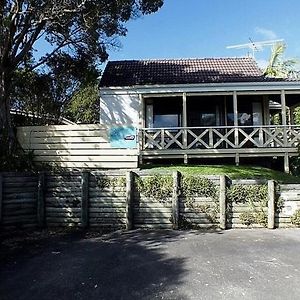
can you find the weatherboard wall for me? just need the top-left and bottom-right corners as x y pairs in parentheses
(100, 92), (140, 127)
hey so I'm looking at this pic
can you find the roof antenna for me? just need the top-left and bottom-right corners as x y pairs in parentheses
(226, 38), (284, 58)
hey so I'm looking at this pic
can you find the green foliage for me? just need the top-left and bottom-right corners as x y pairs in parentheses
(270, 113), (281, 125)
(96, 175), (126, 190)
(181, 176), (219, 225)
(1, 0), (164, 156)
(226, 184), (268, 205)
(136, 174), (173, 203)
(0, 149), (35, 172)
(290, 153), (300, 176)
(239, 211), (267, 227)
(65, 84), (99, 123)
(293, 107), (300, 125)
(264, 42), (300, 79)
(181, 175), (217, 200)
(239, 212), (256, 226)
(11, 69), (62, 124)
(227, 184), (268, 227)
(291, 209), (300, 226)
(275, 196), (285, 212)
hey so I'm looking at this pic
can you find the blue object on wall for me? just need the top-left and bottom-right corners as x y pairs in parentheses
(109, 126), (137, 148)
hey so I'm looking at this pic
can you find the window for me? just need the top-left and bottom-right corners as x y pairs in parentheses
(153, 114), (181, 128)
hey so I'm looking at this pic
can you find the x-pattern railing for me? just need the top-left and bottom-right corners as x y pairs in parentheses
(141, 125), (300, 150)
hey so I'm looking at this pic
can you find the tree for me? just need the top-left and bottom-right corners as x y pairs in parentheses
(0, 0), (164, 154)
(65, 83), (99, 123)
(264, 42), (300, 79)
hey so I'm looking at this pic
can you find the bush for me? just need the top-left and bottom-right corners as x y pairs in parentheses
(291, 209), (300, 226)
(0, 150), (35, 171)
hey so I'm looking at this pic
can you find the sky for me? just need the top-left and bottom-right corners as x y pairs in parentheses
(106, 0), (300, 69)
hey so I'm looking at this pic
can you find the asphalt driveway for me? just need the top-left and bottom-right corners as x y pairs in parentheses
(1, 229), (300, 300)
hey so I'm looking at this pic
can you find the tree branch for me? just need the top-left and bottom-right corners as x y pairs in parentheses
(13, 20), (45, 68)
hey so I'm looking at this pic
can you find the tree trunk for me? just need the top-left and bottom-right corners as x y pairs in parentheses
(0, 72), (16, 156)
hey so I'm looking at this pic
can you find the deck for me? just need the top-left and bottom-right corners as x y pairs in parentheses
(140, 125), (300, 167)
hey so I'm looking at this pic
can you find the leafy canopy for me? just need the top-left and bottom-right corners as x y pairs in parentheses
(1, 1), (163, 72)
(0, 0), (164, 153)
(264, 42), (300, 79)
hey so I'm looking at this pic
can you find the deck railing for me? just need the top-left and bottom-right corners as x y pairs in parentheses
(140, 125), (300, 151)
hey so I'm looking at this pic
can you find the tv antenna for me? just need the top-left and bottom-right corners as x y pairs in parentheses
(227, 38), (285, 58)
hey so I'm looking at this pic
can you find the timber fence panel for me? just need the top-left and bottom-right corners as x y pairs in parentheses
(178, 175), (221, 229)
(17, 125), (138, 169)
(133, 173), (173, 229)
(88, 172), (127, 229)
(45, 172), (82, 227)
(3, 170), (300, 230)
(276, 184), (300, 228)
(226, 179), (268, 229)
(1, 173), (38, 229)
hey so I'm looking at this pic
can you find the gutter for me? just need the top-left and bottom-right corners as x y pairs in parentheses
(100, 81), (300, 95)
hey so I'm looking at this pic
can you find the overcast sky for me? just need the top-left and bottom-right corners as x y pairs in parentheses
(107, 0), (300, 69)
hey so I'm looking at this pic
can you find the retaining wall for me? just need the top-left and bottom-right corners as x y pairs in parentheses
(0, 171), (300, 230)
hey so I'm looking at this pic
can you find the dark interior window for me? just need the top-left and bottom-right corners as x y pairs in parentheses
(227, 96), (263, 126)
(187, 96), (223, 127)
(150, 97), (182, 128)
(154, 114), (180, 128)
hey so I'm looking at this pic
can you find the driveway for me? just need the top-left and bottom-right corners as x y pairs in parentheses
(1, 229), (300, 300)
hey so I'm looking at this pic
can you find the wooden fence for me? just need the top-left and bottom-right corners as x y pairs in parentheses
(17, 124), (138, 169)
(276, 184), (300, 228)
(0, 173), (38, 228)
(0, 171), (300, 230)
(226, 179), (269, 229)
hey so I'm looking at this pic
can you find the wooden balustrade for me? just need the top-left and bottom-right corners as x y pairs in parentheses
(141, 125), (300, 151)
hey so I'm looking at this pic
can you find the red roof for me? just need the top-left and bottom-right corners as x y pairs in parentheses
(100, 57), (276, 87)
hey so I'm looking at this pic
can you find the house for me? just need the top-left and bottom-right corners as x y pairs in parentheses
(11, 109), (76, 126)
(99, 57), (300, 172)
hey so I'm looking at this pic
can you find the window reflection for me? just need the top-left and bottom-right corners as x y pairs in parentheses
(154, 114), (181, 128)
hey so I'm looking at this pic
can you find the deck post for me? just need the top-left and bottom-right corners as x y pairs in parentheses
(139, 94), (145, 166)
(263, 95), (270, 125)
(182, 93), (188, 164)
(182, 93), (188, 163)
(233, 91), (239, 148)
(281, 90), (289, 173)
(281, 90), (288, 146)
(284, 153), (290, 174)
(290, 107), (295, 125)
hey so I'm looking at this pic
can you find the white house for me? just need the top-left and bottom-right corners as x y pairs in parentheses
(100, 57), (300, 172)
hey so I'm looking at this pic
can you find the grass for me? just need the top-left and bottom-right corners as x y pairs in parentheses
(141, 164), (300, 183)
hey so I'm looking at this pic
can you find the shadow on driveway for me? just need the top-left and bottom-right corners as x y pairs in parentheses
(1, 228), (300, 300)
(0, 229), (221, 300)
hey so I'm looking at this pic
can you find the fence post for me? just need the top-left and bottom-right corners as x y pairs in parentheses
(219, 175), (227, 230)
(172, 171), (180, 230)
(0, 174), (3, 225)
(125, 171), (134, 230)
(81, 171), (89, 229)
(37, 172), (45, 228)
(268, 180), (275, 229)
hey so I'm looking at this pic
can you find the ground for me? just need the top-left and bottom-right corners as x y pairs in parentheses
(1, 229), (300, 300)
